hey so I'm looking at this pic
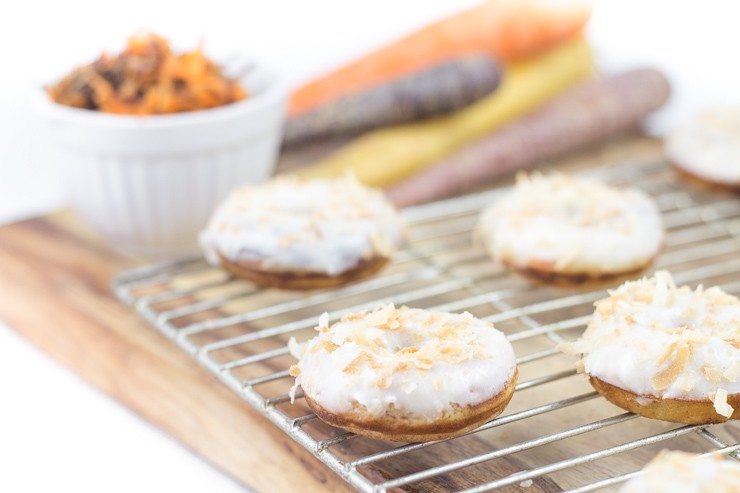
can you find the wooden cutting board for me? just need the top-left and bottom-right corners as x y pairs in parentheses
(0, 138), (365, 492)
(0, 210), (358, 492)
(0, 136), (685, 492)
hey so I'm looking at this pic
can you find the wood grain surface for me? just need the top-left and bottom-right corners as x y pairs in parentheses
(0, 213), (354, 492)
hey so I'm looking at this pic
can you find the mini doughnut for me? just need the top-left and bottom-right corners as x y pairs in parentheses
(289, 304), (518, 442)
(199, 175), (405, 289)
(477, 173), (664, 287)
(665, 108), (740, 192)
(618, 450), (740, 493)
(560, 271), (740, 424)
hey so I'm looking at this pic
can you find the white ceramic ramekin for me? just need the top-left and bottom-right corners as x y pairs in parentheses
(37, 64), (287, 258)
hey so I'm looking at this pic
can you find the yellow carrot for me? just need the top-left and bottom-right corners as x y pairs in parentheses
(294, 37), (593, 187)
(289, 0), (593, 115)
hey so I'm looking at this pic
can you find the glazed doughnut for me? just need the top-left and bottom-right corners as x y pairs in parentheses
(666, 108), (740, 192)
(199, 175), (405, 289)
(618, 450), (740, 493)
(289, 304), (518, 442)
(560, 271), (740, 424)
(477, 173), (664, 287)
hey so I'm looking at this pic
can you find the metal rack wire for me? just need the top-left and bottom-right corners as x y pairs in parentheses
(113, 158), (740, 492)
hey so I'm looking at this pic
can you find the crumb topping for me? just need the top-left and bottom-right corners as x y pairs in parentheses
(288, 304), (517, 418)
(560, 271), (740, 412)
(325, 304), (491, 383)
(200, 175), (405, 275)
(619, 450), (740, 493)
(477, 172), (663, 275)
(711, 389), (733, 418)
(508, 172), (639, 227)
(666, 107), (740, 184)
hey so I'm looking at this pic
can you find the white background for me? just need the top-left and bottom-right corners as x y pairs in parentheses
(0, 1), (738, 491)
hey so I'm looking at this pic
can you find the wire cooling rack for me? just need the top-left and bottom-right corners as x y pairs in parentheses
(113, 156), (740, 492)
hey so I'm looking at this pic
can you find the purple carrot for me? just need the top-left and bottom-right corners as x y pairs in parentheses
(385, 68), (670, 207)
(283, 55), (502, 147)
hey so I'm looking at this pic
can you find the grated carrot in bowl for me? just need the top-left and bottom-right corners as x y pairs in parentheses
(46, 32), (247, 115)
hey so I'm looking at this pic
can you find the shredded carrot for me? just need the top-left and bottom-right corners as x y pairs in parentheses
(46, 32), (247, 115)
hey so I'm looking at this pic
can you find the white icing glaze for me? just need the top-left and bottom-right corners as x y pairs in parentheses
(199, 175), (404, 276)
(561, 271), (740, 415)
(666, 108), (740, 184)
(619, 451), (740, 493)
(477, 173), (664, 275)
(289, 304), (517, 420)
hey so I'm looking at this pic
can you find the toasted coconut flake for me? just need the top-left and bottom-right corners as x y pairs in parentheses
(652, 272), (671, 306)
(288, 379), (301, 404)
(414, 356), (435, 370)
(674, 372), (697, 392)
(701, 366), (725, 384)
(363, 303), (397, 330)
(651, 342), (691, 391)
(288, 337), (306, 358)
(343, 351), (374, 374)
(376, 376), (391, 389)
(711, 389), (734, 417)
(684, 329), (710, 344)
(318, 312), (330, 331)
(655, 340), (679, 366)
(322, 340), (340, 353)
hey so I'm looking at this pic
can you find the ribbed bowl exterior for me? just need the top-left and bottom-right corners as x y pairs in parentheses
(39, 65), (286, 258)
(65, 134), (279, 257)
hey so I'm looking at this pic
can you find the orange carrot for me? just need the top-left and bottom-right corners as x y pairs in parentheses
(289, 0), (592, 115)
